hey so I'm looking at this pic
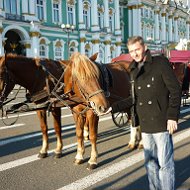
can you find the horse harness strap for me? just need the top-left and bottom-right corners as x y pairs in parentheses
(97, 63), (110, 97)
(30, 60), (64, 103)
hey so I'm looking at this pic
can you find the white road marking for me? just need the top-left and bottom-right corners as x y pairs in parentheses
(0, 142), (79, 172)
(180, 107), (190, 114)
(0, 124), (75, 146)
(0, 123), (25, 130)
(0, 116), (112, 146)
(0, 107), (69, 120)
(57, 128), (190, 190)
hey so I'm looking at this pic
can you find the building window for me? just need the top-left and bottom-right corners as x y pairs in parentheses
(5, 0), (17, 14)
(98, 12), (104, 29)
(69, 47), (75, 58)
(36, 0), (44, 20)
(109, 8), (114, 32)
(99, 48), (104, 63)
(53, 2), (60, 23)
(109, 15), (114, 32)
(55, 47), (62, 60)
(67, 6), (74, 25)
(83, 10), (88, 29)
(39, 45), (46, 58)
(83, 1), (90, 29)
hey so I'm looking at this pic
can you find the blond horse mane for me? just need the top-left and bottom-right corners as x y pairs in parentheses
(70, 52), (100, 82)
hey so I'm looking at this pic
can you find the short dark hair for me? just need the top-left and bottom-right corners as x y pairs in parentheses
(127, 36), (145, 47)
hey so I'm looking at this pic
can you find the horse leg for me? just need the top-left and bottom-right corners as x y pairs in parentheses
(136, 126), (143, 149)
(51, 107), (63, 158)
(83, 119), (89, 141)
(86, 110), (99, 170)
(36, 109), (49, 158)
(127, 124), (143, 150)
(127, 121), (139, 150)
(73, 109), (85, 165)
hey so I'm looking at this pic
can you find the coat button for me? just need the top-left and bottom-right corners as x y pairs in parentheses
(148, 101), (152, 105)
(139, 102), (143, 106)
(147, 84), (151, 88)
(138, 86), (141, 89)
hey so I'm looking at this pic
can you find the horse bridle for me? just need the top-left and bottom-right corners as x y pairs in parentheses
(73, 75), (104, 103)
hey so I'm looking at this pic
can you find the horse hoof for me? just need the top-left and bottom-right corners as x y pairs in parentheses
(54, 152), (63, 158)
(87, 163), (97, 170)
(74, 159), (84, 165)
(138, 144), (143, 150)
(38, 152), (48, 158)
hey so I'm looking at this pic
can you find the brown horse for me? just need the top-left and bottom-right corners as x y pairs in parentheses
(0, 54), (109, 163)
(62, 52), (135, 169)
(0, 54), (64, 158)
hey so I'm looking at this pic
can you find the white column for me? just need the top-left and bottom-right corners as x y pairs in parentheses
(174, 14), (179, 42)
(91, 0), (99, 31)
(161, 12), (166, 43)
(115, 36), (122, 57)
(0, 0), (4, 17)
(21, 41), (32, 57)
(29, 0), (35, 15)
(22, 0), (29, 14)
(168, 14), (173, 42)
(79, 31), (86, 54)
(0, 21), (4, 56)
(23, 0), (38, 21)
(92, 33), (100, 56)
(104, 35), (111, 63)
(128, 7), (132, 37)
(132, 7), (138, 36)
(114, 0), (121, 35)
(30, 22), (40, 58)
(78, 0), (85, 29)
(103, 0), (110, 32)
(137, 6), (142, 36)
(154, 9), (160, 43)
(186, 20), (190, 40)
(0, 1), (3, 9)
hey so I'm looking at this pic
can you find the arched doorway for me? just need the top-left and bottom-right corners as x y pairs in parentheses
(4, 30), (25, 55)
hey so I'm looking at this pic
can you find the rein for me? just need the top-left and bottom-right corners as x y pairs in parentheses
(73, 76), (104, 101)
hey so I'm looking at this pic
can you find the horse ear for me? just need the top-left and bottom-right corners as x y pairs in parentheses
(89, 52), (98, 62)
(34, 58), (41, 67)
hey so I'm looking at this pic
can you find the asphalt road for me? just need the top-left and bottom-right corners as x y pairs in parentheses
(0, 98), (190, 190)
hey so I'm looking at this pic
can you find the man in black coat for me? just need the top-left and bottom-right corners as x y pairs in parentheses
(107, 36), (181, 190)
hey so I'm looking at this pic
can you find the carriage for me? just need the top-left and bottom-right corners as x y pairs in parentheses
(169, 50), (190, 106)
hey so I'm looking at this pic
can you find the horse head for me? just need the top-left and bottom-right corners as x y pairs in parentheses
(66, 52), (109, 115)
(0, 55), (15, 108)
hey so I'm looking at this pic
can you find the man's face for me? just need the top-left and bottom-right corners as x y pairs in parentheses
(128, 41), (146, 63)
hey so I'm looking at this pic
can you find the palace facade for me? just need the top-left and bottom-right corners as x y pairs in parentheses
(0, 0), (190, 63)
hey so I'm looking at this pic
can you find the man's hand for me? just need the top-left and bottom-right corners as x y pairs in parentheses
(98, 107), (112, 116)
(167, 120), (178, 134)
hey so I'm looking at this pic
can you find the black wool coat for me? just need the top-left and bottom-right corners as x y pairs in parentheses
(129, 51), (181, 133)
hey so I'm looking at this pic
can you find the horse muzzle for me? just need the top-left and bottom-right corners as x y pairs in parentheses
(89, 101), (109, 116)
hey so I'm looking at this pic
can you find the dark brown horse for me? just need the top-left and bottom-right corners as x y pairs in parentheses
(63, 52), (134, 169)
(0, 54), (64, 158)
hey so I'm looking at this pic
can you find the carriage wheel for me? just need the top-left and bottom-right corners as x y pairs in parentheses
(0, 104), (19, 126)
(111, 111), (129, 128)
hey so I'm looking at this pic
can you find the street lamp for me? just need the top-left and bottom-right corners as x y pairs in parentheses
(61, 23), (75, 59)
